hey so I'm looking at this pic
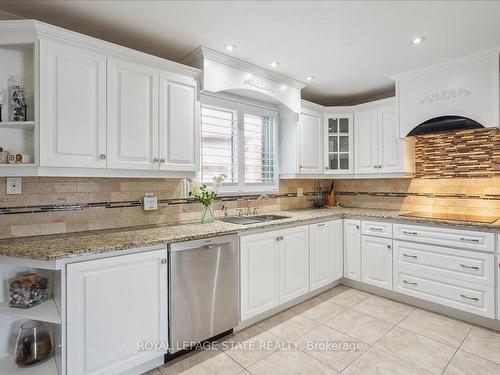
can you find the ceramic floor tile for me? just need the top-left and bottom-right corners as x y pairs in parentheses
(374, 327), (456, 374)
(351, 295), (414, 324)
(460, 326), (500, 364)
(247, 348), (338, 375)
(217, 325), (280, 367)
(143, 369), (162, 375)
(266, 313), (320, 341)
(324, 309), (393, 345)
(297, 324), (367, 372)
(159, 348), (243, 375)
(444, 350), (500, 375)
(291, 296), (346, 323)
(398, 309), (472, 347)
(256, 308), (298, 331)
(318, 287), (369, 308)
(341, 347), (432, 375)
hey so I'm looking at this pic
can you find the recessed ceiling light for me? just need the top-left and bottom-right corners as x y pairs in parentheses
(305, 75), (314, 81)
(225, 44), (236, 52)
(411, 36), (426, 45)
(270, 61), (279, 68)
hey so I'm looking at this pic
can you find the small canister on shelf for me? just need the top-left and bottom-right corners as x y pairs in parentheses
(9, 272), (49, 309)
(0, 147), (8, 164)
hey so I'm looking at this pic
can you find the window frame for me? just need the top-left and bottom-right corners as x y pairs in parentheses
(200, 93), (279, 195)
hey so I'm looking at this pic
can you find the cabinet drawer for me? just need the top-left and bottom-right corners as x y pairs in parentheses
(394, 240), (495, 287)
(361, 220), (393, 238)
(394, 271), (495, 318)
(393, 223), (494, 252)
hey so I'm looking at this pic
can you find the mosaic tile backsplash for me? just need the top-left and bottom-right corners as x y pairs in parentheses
(0, 178), (328, 239)
(414, 128), (500, 178)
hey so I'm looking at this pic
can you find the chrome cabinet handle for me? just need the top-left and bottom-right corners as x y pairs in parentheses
(317, 223), (325, 227)
(459, 237), (479, 243)
(387, 244), (391, 249)
(460, 264), (480, 270)
(276, 236), (284, 241)
(460, 294), (479, 301)
(403, 279), (417, 286)
(402, 230), (419, 235)
(369, 227), (383, 231)
(403, 253), (418, 259)
(355, 225), (360, 229)
(99, 154), (106, 160)
(160, 158), (166, 163)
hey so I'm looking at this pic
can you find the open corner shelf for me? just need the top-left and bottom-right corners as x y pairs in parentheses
(0, 121), (35, 130)
(0, 298), (61, 325)
(0, 354), (58, 375)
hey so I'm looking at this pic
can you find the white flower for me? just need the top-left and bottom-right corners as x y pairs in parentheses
(212, 174), (226, 192)
(189, 179), (202, 197)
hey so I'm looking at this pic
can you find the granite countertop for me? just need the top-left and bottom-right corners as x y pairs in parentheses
(0, 207), (498, 261)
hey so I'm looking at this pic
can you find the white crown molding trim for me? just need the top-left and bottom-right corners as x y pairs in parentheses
(0, 19), (201, 79)
(390, 47), (500, 81)
(185, 46), (306, 89)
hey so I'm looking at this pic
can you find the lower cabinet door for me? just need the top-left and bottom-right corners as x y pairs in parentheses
(344, 219), (362, 281)
(66, 249), (168, 375)
(361, 235), (393, 290)
(280, 225), (310, 303)
(309, 220), (343, 291)
(240, 232), (280, 321)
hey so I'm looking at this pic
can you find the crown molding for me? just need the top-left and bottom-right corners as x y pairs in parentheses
(184, 46), (306, 90)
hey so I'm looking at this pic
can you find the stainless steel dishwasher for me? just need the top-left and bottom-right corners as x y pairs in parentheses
(168, 234), (238, 353)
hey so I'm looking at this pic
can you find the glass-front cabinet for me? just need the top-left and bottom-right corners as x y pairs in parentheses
(324, 113), (353, 174)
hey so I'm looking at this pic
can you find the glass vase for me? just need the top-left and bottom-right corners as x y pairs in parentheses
(14, 321), (53, 367)
(201, 204), (214, 224)
(8, 75), (27, 122)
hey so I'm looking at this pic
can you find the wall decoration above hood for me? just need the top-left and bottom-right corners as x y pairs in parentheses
(183, 47), (305, 113)
(392, 49), (500, 137)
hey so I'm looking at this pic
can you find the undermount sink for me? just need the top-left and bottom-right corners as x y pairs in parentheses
(220, 214), (290, 225)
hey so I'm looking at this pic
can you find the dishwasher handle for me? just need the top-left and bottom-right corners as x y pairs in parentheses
(169, 234), (237, 252)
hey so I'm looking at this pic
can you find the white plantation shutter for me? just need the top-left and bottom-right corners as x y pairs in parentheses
(244, 114), (276, 183)
(200, 105), (238, 183)
(200, 94), (278, 193)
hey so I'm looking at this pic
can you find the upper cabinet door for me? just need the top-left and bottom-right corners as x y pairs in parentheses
(159, 71), (199, 171)
(377, 104), (403, 173)
(324, 114), (353, 174)
(107, 58), (159, 170)
(39, 39), (106, 168)
(298, 111), (323, 173)
(354, 109), (378, 174)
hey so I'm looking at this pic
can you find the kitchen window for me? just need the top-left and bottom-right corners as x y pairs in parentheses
(200, 94), (278, 194)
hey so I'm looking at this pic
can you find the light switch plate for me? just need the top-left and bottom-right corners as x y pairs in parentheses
(143, 193), (158, 211)
(297, 187), (304, 197)
(6, 177), (22, 195)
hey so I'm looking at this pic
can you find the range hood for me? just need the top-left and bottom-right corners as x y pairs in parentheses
(392, 50), (499, 137)
(408, 115), (483, 136)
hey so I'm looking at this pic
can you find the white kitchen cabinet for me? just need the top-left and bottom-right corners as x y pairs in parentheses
(240, 231), (280, 321)
(354, 100), (414, 175)
(280, 225), (310, 303)
(324, 113), (354, 174)
(361, 235), (393, 290)
(309, 220), (343, 291)
(107, 58), (159, 170)
(159, 71), (199, 171)
(298, 110), (323, 173)
(39, 38), (107, 168)
(344, 219), (361, 281)
(66, 248), (168, 375)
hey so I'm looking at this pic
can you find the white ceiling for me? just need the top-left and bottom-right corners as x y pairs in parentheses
(1, 1), (500, 105)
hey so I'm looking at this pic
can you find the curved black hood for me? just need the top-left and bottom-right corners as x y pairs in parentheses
(408, 116), (483, 136)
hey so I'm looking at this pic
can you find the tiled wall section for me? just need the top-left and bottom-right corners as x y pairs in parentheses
(415, 128), (500, 178)
(334, 177), (500, 217)
(0, 178), (329, 239)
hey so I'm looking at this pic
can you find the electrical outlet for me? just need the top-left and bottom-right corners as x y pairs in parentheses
(297, 187), (303, 197)
(143, 193), (158, 211)
(6, 177), (22, 195)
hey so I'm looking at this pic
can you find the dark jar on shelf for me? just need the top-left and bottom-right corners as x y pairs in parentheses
(14, 321), (53, 367)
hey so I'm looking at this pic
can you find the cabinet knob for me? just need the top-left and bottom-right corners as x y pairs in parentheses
(99, 154), (106, 160)
(299, 165), (302, 169)
(161, 259), (167, 264)
(324, 166), (328, 170)
(276, 236), (284, 241)
(387, 244), (391, 249)
(160, 158), (166, 163)
(153, 157), (159, 162)
(355, 225), (360, 229)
